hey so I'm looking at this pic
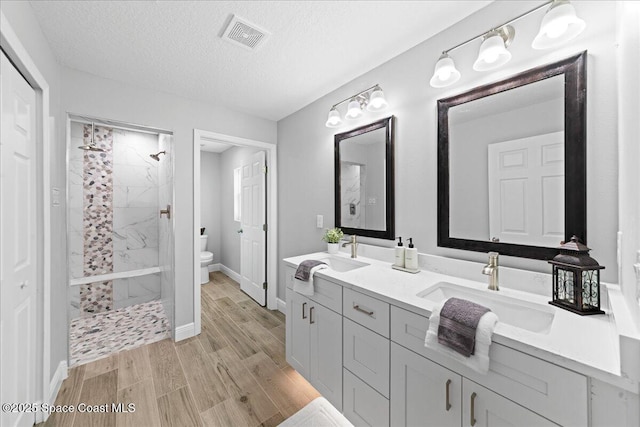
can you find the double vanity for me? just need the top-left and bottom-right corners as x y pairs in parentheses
(284, 248), (638, 427)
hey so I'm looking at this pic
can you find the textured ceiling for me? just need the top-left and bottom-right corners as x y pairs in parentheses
(29, 1), (492, 121)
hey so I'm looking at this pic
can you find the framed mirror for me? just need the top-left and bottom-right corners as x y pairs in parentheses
(438, 51), (586, 260)
(335, 116), (395, 240)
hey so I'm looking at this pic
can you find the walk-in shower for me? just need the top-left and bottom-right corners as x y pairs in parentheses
(67, 116), (174, 366)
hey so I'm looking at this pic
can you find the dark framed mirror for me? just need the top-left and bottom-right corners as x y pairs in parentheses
(438, 51), (586, 260)
(335, 116), (395, 240)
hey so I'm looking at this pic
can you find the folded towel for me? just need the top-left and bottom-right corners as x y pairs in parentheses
(293, 261), (327, 296)
(295, 260), (327, 281)
(425, 299), (499, 374)
(438, 297), (490, 357)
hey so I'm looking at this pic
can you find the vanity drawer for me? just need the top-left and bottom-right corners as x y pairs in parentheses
(391, 307), (587, 427)
(343, 368), (389, 427)
(390, 306), (431, 358)
(309, 276), (342, 314)
(344, 318), (390, 398)
(285, 266), (342, 314)
(343, 288), (390, 337)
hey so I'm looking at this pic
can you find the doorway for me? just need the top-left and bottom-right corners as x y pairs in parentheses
(193, 129), (278, 336)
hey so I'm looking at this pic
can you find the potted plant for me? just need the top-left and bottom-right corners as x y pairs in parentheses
(323, 227), (344, 254)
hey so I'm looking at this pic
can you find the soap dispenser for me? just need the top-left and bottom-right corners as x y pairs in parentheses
(394, 237), (405, 268)
(405, 238), (418, 271)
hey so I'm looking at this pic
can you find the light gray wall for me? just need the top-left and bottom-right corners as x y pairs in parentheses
(60, 69), (276, 327)
(200, 151), (221, 264)
(277, 1), (619, 301)
(219, 146), (264, 274)
(1, 1), (66, 383)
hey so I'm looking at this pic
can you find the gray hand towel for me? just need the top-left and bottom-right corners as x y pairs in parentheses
(438, 297), (490, 357)
(295, 260), (327, 281)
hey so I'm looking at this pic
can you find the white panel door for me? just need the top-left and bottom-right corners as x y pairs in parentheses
(240, 151), (266, 305)
(488, 132), (564, 247)
(0, 51), (38, 427)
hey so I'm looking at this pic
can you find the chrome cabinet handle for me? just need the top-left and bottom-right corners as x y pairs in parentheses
(353, 304), (374, 316)
(302, 302), (307, 319)
(445, 379), (452, 411)
(470, 392), (477, 426)
(309, 306), (315, 324)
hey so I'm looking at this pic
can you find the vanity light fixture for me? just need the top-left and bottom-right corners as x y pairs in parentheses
(473, 26), (515, 72)
(532, 0), (586, 49)
(325, 85), (388, 128)
(429, 0), (586, 88)
(429, 53), (461, 88)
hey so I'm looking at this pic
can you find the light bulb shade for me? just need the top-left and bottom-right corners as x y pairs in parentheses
(325, 108), (342, 128)
(430, 54), (461, 88)
(345, 98), (363, 119)
(532, 1), (586, 49)
(366, 87), (388, 112)
(473, 33), (512, 71)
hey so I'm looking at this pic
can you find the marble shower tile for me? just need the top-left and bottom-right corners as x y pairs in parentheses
(127, 186), (158, 208)
(128, 274), (161, 298)
(113, 248), (159, 272)
(112, 163), (157, 187)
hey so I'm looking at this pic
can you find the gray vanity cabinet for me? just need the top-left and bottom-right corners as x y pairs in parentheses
(391, 342), (462, 427)
(285, 269), (343, 411)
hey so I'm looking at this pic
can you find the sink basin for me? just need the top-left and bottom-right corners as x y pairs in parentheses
(417, 282), (555, 334)
(319, 256), (369, 273)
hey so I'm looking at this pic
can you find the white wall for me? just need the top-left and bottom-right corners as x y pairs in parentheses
(60, 68), (277, 328)
(0, 0), (65, 384)
(200, 151), (221, 264)
(277, 1), (619, 301)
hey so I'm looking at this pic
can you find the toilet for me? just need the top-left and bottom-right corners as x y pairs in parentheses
(200, 235), (214, 284)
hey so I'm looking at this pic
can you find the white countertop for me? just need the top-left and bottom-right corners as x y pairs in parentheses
(284, 250), (640, 392)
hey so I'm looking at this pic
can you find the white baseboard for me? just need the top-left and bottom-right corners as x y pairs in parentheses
(220, 265), (241, 283)
(175, 322), (196, 342)
(208, 263), (221, 272)
(40, 360), (68, 422)
(277, 298), (286, 315)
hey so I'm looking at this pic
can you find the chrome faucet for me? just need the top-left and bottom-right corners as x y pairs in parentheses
(342, 235), (359, 258)
(482, 252), (499, 291)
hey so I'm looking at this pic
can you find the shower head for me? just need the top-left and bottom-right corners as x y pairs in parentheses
(77, 121), (106, 152)
(150, 151), (166, 161)
(77, 144), (106, 152)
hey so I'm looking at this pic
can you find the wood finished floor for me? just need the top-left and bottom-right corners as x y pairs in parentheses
(44, 272), (320, 427)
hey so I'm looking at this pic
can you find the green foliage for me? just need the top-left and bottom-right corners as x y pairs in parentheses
(322, 227), (344, 243)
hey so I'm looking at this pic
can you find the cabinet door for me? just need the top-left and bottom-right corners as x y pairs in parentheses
(310, 303), (343, 410)
(286, 290), (310, 377)
(462, 380), (556, 427)
(391, 343), (461, 427)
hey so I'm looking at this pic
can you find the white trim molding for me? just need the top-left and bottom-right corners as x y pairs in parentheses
(174, 322), (196, 342)
(220, 265), (241, 284)
(277, 298), (287, 315)
(1, 10), (52, 422)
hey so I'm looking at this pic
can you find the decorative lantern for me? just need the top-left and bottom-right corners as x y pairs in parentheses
(548, 236), (605, 315)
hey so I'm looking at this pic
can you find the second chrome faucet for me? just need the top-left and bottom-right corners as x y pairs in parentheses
(482, 252), (499, 291)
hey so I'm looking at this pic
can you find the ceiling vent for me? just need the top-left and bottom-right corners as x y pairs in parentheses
(221, 15), (271, 51)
